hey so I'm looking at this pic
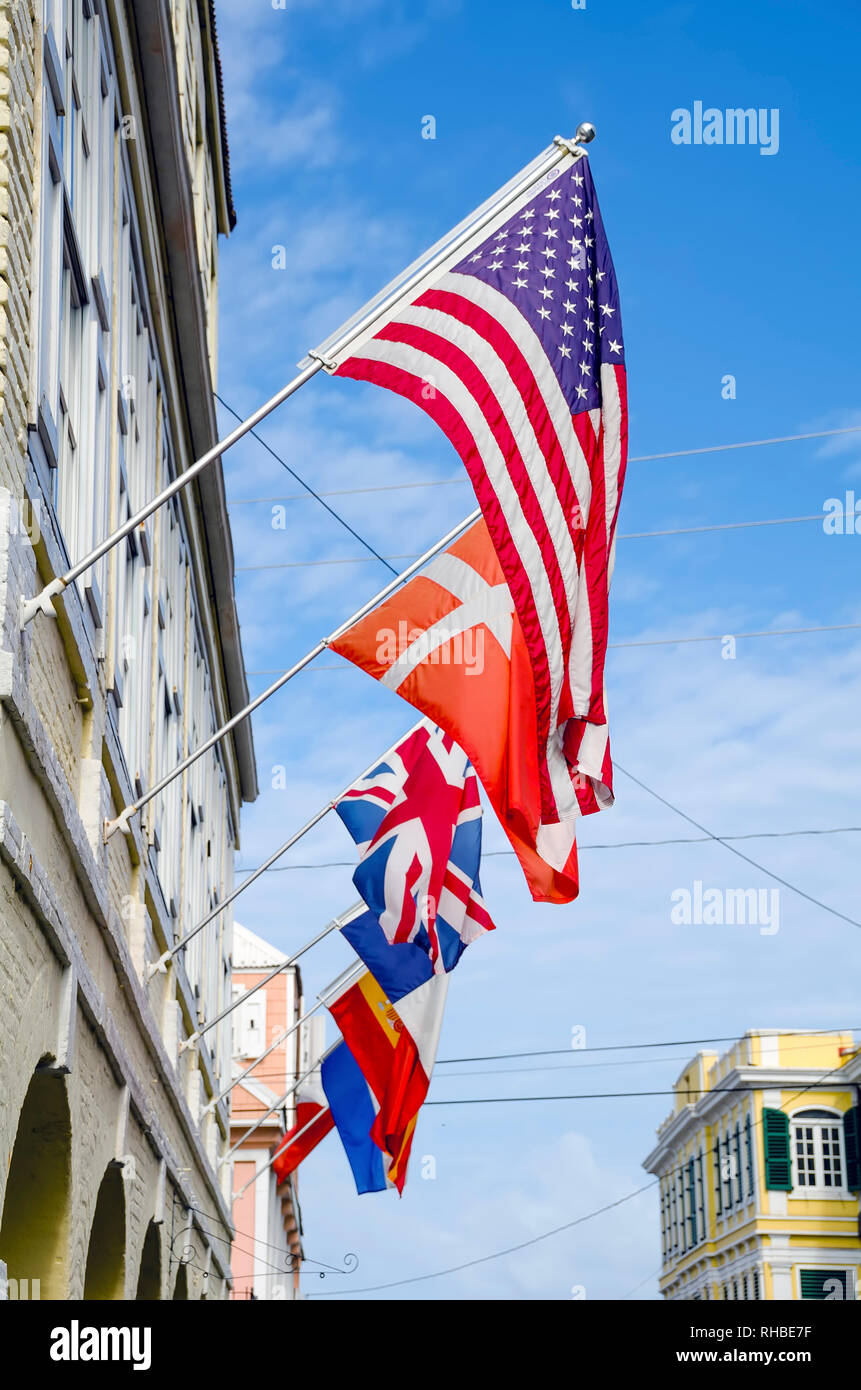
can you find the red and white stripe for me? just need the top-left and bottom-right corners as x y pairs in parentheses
(336, 271), (627, 827)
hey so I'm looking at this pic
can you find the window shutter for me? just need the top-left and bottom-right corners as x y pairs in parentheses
(800, 1269), (848, 1300)
(844, 1106), (861, 1191)
(763, 1108), (792, 1190)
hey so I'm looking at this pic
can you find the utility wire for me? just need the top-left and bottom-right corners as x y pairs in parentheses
(242, 620), (861, 671)
(616, 764), (861, 933)
(434, 1028), (859, 1066)
(234, 824), (861, 875)
(232, 1033), (858, 1084)
(308, 1052), (857, 1298)
(423, 1082), (847, 1106)
(226, 423), (861, 506)
(215, 393), (397, 576)
(309, 1180), (658, 1298)
(235, 513), (824, 570)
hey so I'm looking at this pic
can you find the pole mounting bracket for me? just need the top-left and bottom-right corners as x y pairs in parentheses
(104, 805), (136, 842)
(20, 577), (66, 628)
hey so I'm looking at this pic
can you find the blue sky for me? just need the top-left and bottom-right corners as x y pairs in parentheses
(212, 0), (861, 1299)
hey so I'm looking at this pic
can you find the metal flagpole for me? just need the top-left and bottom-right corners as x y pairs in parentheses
(233, 958), (375, 1197)
(178, 903), (364, 1053)
(105, 506), (481, 839)
(204, 1016), (309, 1117)
(148, 721), (421, 979)
(305, 127), (595, 369)
(234, 1108), (323, 1200)
(21, 126), (593, 631)
(19, 361), (324, 626)
(219, 1040), (339, 1165)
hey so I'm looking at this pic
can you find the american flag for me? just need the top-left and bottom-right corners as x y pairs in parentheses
(331, 153), (627, 829)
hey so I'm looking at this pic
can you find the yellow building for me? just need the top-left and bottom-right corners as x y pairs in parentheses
(642, 1030), (861, 1300)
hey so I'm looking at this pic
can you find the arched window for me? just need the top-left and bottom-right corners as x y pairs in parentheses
(791, 1109), (844, 1192)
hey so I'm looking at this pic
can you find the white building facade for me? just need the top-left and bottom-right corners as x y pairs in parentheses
(0, 0), (256, 1299)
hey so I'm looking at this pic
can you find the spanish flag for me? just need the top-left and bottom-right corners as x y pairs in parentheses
(322, 928), (448, 1194)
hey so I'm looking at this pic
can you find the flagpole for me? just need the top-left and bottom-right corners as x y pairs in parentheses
(204, 1017), (314, 1117)
(220, 1040), (339, 1165)
(19, 361), (324, 626)
(105, 507), (481, 840)
(234, 1108), (325, 1201)
(178, 903), (364, 1053)
(21, 126), (593, 632)
(148, 722), (422, 980)
(308, 127), (595, 368)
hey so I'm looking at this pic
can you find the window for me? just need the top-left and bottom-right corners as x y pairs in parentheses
(152, 491), (187, 919)
(696, 1151), (706, 1242)
(687, 1158), (697, 1246)
(34, 1), (112, 617)
(722, 1125), (733, 1208)
(733, 1122), (743, 1205)
(792, 1110), (845, 1192)
(234, 993), (266, 1060)
(799, 1268), (852, 1301)
(673, 1178), (681, 1256)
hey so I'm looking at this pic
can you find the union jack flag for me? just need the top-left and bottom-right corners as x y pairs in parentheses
(319, 147), (627, 834)
(335, 720), (495, 972)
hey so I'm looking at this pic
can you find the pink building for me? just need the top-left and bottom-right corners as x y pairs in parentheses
(229, 923), (324, 1300)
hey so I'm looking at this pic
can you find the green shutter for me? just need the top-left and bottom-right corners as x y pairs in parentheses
(844, 1106), (861, 1191)
(687, 1158), (697, 1246)
(800, 1269), (848, 1300)
(763, 1107), (792, 1190)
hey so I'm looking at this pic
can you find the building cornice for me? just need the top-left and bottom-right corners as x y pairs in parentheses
(202, 0), (236, 232)
(643, 1067), (853, 1172)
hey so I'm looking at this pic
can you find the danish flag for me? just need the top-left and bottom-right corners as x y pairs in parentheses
(331, 520), (614, 903)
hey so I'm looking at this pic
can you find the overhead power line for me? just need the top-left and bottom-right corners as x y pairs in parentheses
(423, 1082), (848, 1106)
(434, 1026), (858, 1066)
(308, 1054), (855, 1298)
(226, 423), (861, 507)
(241, 620), (861, 673)
(216, 392), (398, 576)
(235, 513), (824, 570)
(616, 764), (861, 933)
(229, 1031), (858, 1085)
(234, 824), (861, 875)
(308, 1179), (659, 1298)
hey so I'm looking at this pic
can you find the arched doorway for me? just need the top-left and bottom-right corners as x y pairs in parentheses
(135, 1220), (162, 1300)
(83, 1166), (126, 1299)
(0, 1067), (72, 1298)
(172, 1261), (189, 1299)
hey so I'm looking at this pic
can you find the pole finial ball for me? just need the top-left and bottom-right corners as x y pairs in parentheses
(575, 122), (596, 145)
